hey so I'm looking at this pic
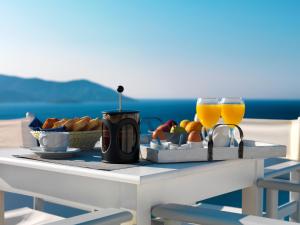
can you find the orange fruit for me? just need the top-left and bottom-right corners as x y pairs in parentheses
(179, 120), (190, 128)
(185, 121), (202, 133)
(188, 131), (202, 142)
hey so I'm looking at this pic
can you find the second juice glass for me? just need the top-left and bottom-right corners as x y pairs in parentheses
(220, 97), (245, 146)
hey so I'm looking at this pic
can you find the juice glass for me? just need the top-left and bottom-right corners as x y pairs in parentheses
(196, 98), (221, 138)
(221, 97), (245, 146)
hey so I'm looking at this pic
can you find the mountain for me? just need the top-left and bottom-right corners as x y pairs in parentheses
(0, 74), (134, 103)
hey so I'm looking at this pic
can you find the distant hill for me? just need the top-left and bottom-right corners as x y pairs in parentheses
(0, 74), (134, 103)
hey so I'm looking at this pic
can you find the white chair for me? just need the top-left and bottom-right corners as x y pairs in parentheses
(0, 113), (37, 148)
(239, 118), (300, 161)
(5, 207), (63, 225)
(4, 207), (132, 225)
(152, 203), (298, 225)
(0, 119), (24, 148)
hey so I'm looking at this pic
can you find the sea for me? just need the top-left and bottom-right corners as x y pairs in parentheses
(1, 99), (300, 132)
(1, 99), (300, 217)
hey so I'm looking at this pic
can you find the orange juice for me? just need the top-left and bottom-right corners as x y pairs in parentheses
(196, 104), (221, 128)
(221, 104), (245, 126)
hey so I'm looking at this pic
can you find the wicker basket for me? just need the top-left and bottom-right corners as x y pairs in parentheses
(31, 130), (102, 150)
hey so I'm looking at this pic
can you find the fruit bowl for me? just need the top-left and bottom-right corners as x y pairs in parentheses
(164, 132), (188, 144)
(152, 119), (202, 145)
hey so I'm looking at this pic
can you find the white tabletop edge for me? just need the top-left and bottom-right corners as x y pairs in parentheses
(0, 148), (262, 185)
(0, 150), (141, 184)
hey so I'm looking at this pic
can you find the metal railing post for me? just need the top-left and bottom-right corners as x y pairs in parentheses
(266, 189), (278, 218)
(290, 169), (300, 222)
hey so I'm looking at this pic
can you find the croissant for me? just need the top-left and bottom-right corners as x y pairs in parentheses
(72, 117), (91, 131)
(86, 118), (101, 131)
(52, 119), (68, 128)
(62, 119), (77, 131)
(42, 118), (59, 129)
(80, 116), (91, 122)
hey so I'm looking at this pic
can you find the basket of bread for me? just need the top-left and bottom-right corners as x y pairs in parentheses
(31, 116), (102, 150)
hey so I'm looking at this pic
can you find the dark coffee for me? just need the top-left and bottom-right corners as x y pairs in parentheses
(101, 110), (140, 163)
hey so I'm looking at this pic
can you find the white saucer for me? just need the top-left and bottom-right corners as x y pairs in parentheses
(30, 147), (80, 159)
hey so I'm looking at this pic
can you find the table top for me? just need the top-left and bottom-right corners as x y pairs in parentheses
(0, 147), (245, 185)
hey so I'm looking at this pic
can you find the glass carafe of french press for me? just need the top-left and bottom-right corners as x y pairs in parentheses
(101, 86), (140, 163)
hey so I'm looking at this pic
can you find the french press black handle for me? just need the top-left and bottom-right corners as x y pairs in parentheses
(207, 124), (244, 161)
(101, 119), (115, 153)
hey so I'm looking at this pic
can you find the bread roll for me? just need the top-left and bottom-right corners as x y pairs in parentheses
(62, 119), (77, 131)
(53, 119), (68, 128)
(72, 117), (91, 131)
(80, 116), (91, 121)
(86, 118), (101, 131)
(42, 118), (59, 129)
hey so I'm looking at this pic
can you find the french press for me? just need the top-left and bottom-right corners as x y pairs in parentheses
(101, 86), (140, 163)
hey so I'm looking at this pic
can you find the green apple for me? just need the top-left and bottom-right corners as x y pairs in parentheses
(170, 125), (187, 134)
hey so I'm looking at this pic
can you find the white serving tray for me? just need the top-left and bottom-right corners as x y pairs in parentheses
(140, 140), (286, 163)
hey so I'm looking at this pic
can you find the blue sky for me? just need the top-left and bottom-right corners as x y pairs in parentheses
(0, 0), (299, 98)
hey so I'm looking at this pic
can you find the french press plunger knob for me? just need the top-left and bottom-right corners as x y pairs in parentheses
(117, 85), (124, 111)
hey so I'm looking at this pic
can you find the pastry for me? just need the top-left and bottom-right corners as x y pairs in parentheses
(80, 116), (91, 122)
(62, 118), (77, 131)
(72, 116), (91, 131)
(53, 119), (68, 128)
(86, 118), (101, 131)
(42, 118), (59, 129)
(42, 116), (101, 131)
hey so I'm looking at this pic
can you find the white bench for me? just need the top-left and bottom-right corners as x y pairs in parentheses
(152, 203), (298, 225)
(5, 207), (132, 225)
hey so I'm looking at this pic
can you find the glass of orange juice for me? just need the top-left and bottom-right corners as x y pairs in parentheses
(220, 97), (245, 146)
(196, 98), (221, 140)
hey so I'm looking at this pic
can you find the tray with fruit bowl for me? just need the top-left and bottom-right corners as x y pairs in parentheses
(141, 123), (286, 163)
(30, 117), (102, 150)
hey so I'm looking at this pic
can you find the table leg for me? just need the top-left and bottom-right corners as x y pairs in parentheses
(134, 191), (183, 225)
(0, 191), (4, 225)
(33, 197), (44, 211)
(133, 186), (158, 225)
(135, 204), (152, 225)
(242, 186), (263, 216)
(242, 159), (264, 216)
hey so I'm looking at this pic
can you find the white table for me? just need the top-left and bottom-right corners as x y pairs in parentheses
(0, 148), (267, 225)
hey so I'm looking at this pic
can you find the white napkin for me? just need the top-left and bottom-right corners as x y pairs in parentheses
(212, 126), (231, 147)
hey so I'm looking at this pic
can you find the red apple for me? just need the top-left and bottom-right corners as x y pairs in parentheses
(156, 124), (171, 132)
(165, 120), (177, 127)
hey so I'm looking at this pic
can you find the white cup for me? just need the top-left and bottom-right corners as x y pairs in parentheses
(39, 132), (69, 152)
